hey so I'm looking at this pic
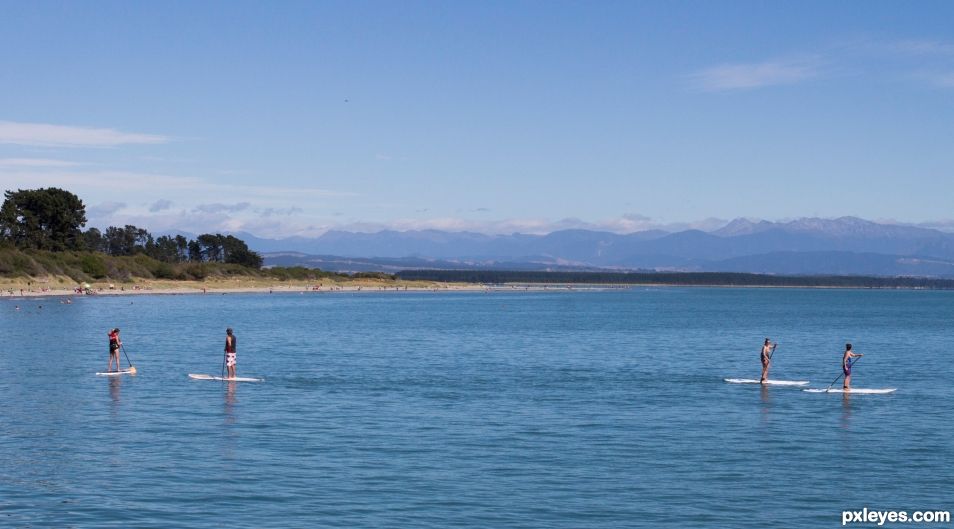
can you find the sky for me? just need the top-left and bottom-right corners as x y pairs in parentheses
(2, 0), (954, 238)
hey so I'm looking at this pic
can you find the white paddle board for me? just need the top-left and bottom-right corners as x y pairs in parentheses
(96, 368), (137, 376)
(724, 378), (809, 386)
(188, 373), (263, 382)
(803, 388), (896, 394)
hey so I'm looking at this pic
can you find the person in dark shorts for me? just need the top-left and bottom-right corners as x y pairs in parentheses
(107, 328), (122, 372)
(225, 328), (237, 378)
(842, 343), (863, 390)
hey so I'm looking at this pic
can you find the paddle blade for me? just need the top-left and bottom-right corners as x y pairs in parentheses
(128, 366), (138, 375)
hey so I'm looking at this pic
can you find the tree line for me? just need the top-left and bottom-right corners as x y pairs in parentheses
(396, 269), (954, 289)
(0, 187), (263, 269)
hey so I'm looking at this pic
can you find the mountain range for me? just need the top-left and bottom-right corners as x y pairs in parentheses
(230, 217), (954, 277)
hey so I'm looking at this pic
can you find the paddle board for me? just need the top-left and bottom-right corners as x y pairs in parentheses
(188, 373), (263, 382)
(96, 368), (137, 376)
(724, 378), (809, 386)
(803, 388), (896, 394)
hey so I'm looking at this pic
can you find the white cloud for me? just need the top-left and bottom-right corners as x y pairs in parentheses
(259, 206), (303, 217)
(888, 39), (954, 56)
(0, 158), (83, 167)
(691, 58), (820, 91)
(194, 202), (252, 214)
(149, 199), (173, 212)
(87, 201), (127, 217)
(0, 120), (169, 147)
(324, 215), (730, 236)
(0, 167), (354, 205)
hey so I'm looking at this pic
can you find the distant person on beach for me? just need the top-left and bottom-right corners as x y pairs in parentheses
(225, 328), (237, 378)
(842, 343), (863, 390)
(760, 338), (776, 383)
(107, 328), (122, 372)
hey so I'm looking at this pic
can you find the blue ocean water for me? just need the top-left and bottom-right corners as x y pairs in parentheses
(0, 288), (951, 528)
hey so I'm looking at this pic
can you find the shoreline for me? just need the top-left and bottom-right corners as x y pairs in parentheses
(1, 279), (949, 299)
(0, 280), (488, 298)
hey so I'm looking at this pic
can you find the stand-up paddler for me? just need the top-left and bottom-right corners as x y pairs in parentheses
(225, 328), (237, 378)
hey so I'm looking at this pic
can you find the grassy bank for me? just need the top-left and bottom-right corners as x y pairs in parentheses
(0, 247), (395, 285)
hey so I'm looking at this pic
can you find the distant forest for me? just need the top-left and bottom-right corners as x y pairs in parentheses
(396, 270), (954, 289)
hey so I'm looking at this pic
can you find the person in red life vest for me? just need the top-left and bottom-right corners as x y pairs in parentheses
(225, 328), (237, 378)
(107, 328), (122, 372)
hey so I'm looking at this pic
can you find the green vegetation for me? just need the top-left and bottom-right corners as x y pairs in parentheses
(396, 269), (954, 289)
(0, 247), (367, 283)
(0, 188), (86, 251)
(0, 186), (276, 282)
(0, 187), (404, 285)
(1, 187), (263, 269)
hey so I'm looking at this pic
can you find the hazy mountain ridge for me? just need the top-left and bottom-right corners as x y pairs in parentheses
(245, 216), (954, 277)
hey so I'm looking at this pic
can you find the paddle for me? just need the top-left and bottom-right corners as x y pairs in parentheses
(825, 356), (860, 392)
(221, 351), (226, 381)
(768, 343), (778, 361)
(120, 344), (137, 374)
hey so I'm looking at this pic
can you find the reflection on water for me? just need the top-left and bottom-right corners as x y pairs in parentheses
(841, 392), (852, 429)
(760, 384), (771, 422)
(109, 376), (121, 406)
(224, 382), (237, 425)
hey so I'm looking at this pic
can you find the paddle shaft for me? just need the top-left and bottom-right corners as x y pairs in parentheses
(827, 356), (860, 391)
(121, 344), (134, 369)
(767, 343), (778, 361)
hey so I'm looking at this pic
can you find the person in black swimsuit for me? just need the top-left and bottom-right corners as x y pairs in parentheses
(760, 338), (776, 384)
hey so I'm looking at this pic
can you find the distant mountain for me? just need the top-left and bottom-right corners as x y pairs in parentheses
(249, 217), (954, 277)
(263, 252), (614, 273)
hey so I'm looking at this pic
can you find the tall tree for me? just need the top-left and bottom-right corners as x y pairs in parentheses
(196, 233), (224, 262)
(175, 235), (188, 262)
(105, 225), (137, 255)
(0, 188), (87, 250)
(187, 240), (203, 262)
(150, 235), (181, 262)
(222, 234), (263, 269)
(82, 227), (106, 252)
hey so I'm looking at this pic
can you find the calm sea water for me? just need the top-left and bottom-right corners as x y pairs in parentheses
(1, 288), (951, 528)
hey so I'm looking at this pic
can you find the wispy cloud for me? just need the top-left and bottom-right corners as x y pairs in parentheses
(928, 72), (954, 87)
(329, 215), (730, 236)
(0, 167), (355, 205)
(149, 199), (173, 212)
(259, 206), (303, 217)
(87, 201), (127, 217)
(0, 120), (169, 148)
(194, 202), (252, 214)
(691, 57), (820, 91)
(0, 158), (83, 167)
(887, 39), (954, 56)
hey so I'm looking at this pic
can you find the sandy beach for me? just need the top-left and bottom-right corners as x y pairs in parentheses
(0, 276), (487, 298)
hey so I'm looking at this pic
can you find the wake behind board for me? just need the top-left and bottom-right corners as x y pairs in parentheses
(188, 373), (263, 382)
(803, 388), (896, 394)
(96, 368), (137, 376)
(724, 378), (809, 386)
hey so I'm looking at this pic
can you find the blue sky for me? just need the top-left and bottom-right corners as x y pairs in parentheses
(2, 1), (954, 237)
